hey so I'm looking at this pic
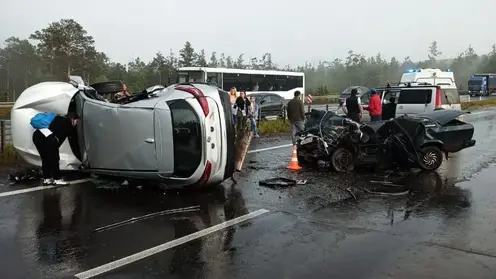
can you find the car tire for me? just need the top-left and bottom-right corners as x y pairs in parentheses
(90, 81), (124, 94)
(331, 147), (355, 172)
(418, 145), (443, 171)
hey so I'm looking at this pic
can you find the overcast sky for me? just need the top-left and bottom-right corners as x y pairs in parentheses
(1, 0), (495, 67)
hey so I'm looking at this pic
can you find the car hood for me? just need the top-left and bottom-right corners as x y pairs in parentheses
(417, 110), (467, 126)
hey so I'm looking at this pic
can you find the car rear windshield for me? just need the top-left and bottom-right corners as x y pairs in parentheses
(169, 99), (202, 177)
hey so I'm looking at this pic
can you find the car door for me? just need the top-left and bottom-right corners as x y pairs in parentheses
(396, 88), (432, 117)
(269, 94), (284, 116)
(259, 95), (272, 117)
(80, 97), (158, 171)
(154, 100), (174, 177)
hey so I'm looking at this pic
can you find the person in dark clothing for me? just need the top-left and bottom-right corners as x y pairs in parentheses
(342, 88), (363, 123)
(286, 91), (306, 145)
(234, 91), (250, 134)
(32, 114), (79, 185)
(382, 97), (397, 120)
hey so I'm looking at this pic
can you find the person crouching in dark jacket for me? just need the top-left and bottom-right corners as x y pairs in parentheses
(32, 113), (79, 185)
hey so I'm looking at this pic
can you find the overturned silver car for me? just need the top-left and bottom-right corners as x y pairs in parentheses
(11, 79), (235, 187)
(296, 109), (476, 172)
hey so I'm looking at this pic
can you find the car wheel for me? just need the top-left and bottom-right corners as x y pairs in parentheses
(331, 147), (355, 172)
(418, 145), (443, 171)
(90, 81), (124, 94)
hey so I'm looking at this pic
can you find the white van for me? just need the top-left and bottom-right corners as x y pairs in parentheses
(378, 84), (461, 118)
(399, 68), (461, 110)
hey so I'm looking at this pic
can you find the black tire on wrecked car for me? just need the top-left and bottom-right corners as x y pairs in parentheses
(418, 145), (443, 171)
(331, 147), (355, 172)
(90, 81), (123, 94)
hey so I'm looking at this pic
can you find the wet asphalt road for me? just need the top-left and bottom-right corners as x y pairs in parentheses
(2, 111), (496, 278)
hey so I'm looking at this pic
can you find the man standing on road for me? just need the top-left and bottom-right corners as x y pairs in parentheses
(32, 113), (79, 185)
(286, 91), (306, 145)
(342, 88), (363, 122)
(365, 88), (382, 122)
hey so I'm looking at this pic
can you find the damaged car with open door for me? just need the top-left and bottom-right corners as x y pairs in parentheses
(296, 108), (475, 172)
(11, 78), (235, 188)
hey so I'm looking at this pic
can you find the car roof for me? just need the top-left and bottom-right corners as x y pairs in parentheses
(376, 85), (440, 90)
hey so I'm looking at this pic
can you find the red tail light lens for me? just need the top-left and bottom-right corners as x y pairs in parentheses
(435, 87), (441, 108)
(175, 86), (209, 116)
(198, 160), (212, 185)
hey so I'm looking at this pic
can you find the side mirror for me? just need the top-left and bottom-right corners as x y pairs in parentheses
(339, 100), (344, 106)
(260, 100), (266, 104)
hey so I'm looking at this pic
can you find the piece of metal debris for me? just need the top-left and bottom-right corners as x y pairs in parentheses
(363, 187), (410, 196)
(259, 177), (297, 187)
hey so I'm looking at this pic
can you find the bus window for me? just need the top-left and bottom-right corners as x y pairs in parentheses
(177, 70), (205, 83)
(287, 76), (303, 90)
(251, 74), (275, 91)
(206, 72), (219, 87)
(223, 73), (237, 91)
(187, 71), (205, 82)
(275, 76), (287, 91)
(236, 74), (252, 91)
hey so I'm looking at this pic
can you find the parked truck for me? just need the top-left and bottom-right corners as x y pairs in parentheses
(468, 74), (496, 96)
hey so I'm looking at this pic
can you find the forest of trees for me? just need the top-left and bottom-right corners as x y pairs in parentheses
(1, 19), (496, 100)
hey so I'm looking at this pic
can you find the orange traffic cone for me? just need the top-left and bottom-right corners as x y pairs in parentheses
(287, 145), (302, 170)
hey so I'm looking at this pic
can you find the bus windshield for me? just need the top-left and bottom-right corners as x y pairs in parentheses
(177, 70), (205, 83)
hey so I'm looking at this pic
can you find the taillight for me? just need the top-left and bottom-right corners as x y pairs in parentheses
(435, 88), (441, 108)
(198, 160), (212, 185)
(175, 86), (209, 116)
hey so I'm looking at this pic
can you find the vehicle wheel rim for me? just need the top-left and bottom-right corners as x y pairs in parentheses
(335, 150), (352, 170)
(422, 150), (438, 167)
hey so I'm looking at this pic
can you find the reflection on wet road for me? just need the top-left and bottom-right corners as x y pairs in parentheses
(1, 113), (496, 278)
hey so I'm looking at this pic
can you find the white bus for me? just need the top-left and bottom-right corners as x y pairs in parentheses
(177, 67), (305, 100)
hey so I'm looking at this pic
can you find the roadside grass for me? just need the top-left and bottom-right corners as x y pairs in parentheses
(461, 99), (496, 111)
(0, 144), (21, 164)
(306, 95), (339, 105)
(258, 118), (290, 136)
(0, 107), (11, 118)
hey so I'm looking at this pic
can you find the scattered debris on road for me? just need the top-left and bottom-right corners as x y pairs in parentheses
(259, 177), (297, 187)
(8, 167), (42, 184)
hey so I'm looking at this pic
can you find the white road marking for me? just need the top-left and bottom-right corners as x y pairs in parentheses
(75, 208), (270, 279)
(0, 178), (92, 198)
(247, 143), (293, 154)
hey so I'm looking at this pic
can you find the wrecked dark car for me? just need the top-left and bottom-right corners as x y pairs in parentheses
(296, 109), (475, 172)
